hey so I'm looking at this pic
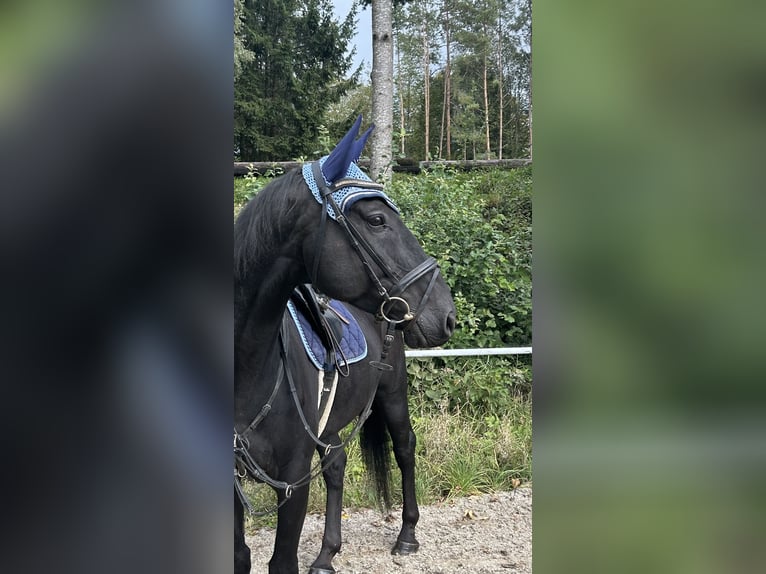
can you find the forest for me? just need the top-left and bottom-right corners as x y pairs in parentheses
(234, 0), (531, 163)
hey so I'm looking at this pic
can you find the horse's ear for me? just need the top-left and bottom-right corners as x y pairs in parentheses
(322, 115), (363, 183)
(350, 124), (374, 162)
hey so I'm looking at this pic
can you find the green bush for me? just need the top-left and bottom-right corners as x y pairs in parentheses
(388, 167), (532, 348)
(408, 355), (531, 416)
(233, 168), (282, 214)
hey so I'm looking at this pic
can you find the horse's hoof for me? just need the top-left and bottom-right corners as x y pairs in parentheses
(308, 568), (335, 574)
(391, 539), (420, 555)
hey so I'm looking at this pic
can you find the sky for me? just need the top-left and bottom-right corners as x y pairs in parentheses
(332, 0), (372, 75)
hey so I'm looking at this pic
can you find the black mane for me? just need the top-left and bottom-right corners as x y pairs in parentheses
(234, 168), (304, 284)
(234, 168), (306, 344)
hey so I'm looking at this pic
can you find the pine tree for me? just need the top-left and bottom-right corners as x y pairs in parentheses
(234, 0), (357, 161)
(234, 0), (253, 79)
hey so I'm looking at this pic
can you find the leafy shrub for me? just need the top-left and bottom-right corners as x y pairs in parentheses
(408, 355), (531, 416)
(233, 167), (283, 214)
(388, 167), (531, 348)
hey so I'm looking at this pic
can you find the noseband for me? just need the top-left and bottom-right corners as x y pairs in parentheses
(309, 161), (441, 341)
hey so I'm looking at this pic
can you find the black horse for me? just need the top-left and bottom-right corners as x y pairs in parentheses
(234, 117), (456, 574)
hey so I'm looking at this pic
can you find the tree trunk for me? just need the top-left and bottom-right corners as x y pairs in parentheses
(527, 55), (533, 159)
(496, 12), (503, 160)
(371, 0), (394, 182)
(438, 68), (446, 159)
(422, 18), (431, 160)
(396, 36), (406, 156)
(444, 8), (452, 160)
(514, 92), (521, 156)
(483, 52), (491, 158)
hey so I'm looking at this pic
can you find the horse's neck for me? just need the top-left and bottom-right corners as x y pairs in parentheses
(234, 259), (302, 425)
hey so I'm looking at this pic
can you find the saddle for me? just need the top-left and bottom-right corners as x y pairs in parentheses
(286, 285), (367, 435)
(290, 285), (344, 369)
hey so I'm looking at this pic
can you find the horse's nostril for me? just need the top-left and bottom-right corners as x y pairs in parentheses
(445, 312), (456, 335)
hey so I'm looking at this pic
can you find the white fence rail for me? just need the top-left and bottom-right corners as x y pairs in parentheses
(404, 347), (532, 358)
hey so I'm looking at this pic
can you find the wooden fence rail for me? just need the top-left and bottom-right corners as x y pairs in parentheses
(234, 158), (531, 177)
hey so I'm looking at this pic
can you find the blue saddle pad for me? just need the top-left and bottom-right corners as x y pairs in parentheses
(286, 299), (367, 371)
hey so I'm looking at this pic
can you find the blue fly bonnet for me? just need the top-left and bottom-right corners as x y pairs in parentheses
(302, 158), (398, 220)
(301, 115), (398, 220)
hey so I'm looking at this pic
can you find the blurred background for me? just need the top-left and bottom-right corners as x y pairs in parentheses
(0, 1), (232, 573)
(2, 0), (765, 573)
(534, 0), (766, 572)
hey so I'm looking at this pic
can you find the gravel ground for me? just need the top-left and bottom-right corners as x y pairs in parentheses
(246, 487), (531, 574)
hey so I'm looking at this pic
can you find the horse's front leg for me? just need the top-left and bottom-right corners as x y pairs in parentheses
(309, 433), (346, 574)
(235, 490), (252, 574)
(269, 462), (312, 574)
(383, 399), (421, 555)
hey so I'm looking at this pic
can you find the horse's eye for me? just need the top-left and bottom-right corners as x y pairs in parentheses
(367, 214), (385, 227)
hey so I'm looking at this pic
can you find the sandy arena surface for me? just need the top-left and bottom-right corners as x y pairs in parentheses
(245, 488), (531, 573)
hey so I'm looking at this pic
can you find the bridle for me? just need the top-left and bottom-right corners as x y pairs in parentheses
(309, 161), (441, 359)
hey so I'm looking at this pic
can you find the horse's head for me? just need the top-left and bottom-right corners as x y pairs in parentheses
(295, 116), (456, 348)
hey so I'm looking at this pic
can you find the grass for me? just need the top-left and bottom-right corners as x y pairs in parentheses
(242, 390), (531, 533)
